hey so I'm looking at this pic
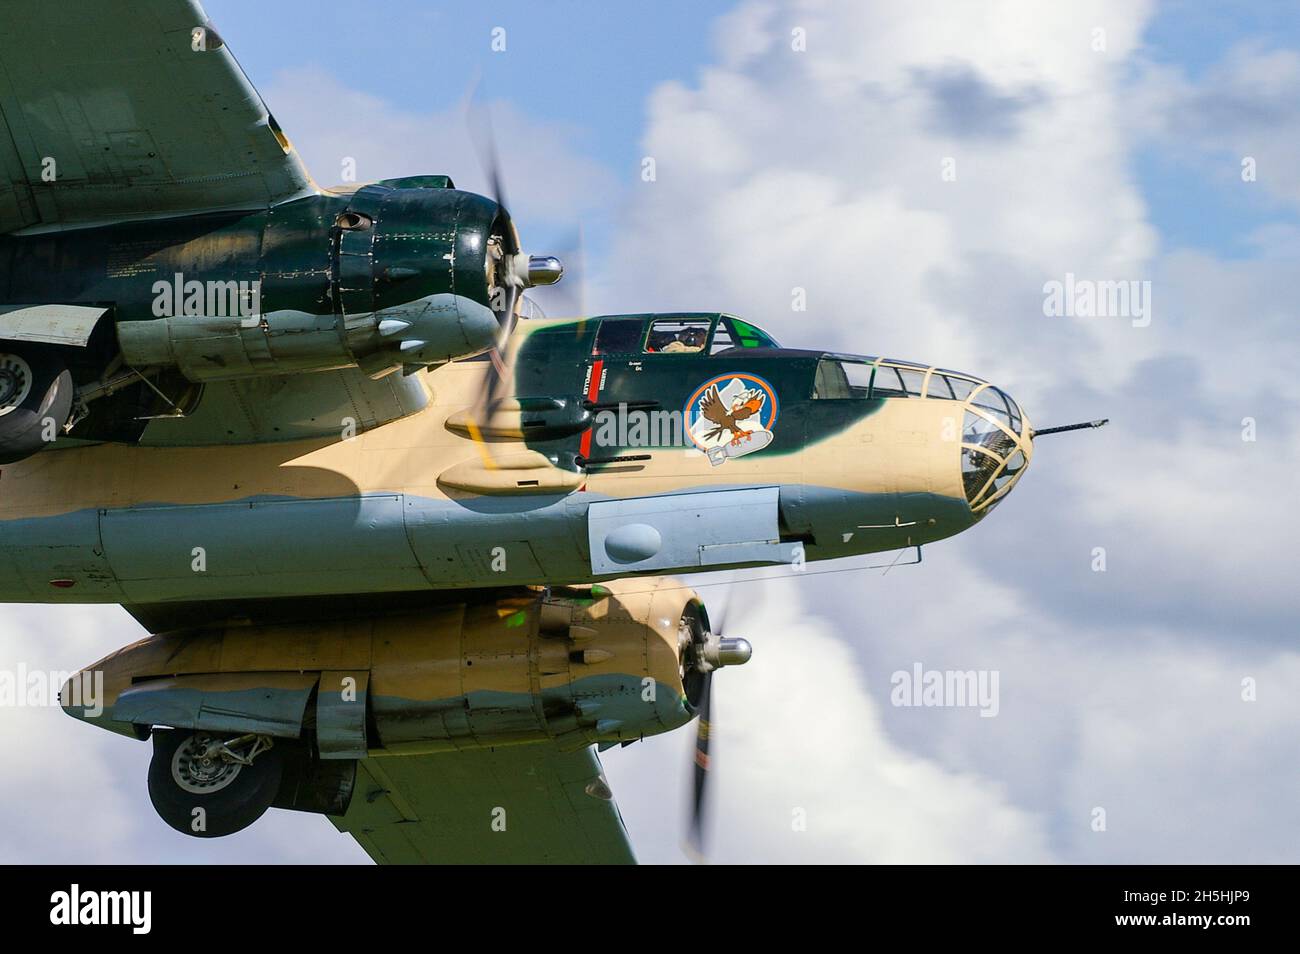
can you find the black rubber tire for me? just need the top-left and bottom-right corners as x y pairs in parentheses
(147, 729), (284, 838)
(0, 344), (73, 465)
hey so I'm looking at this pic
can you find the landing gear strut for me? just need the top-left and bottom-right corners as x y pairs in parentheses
(147, 729), (284, 838)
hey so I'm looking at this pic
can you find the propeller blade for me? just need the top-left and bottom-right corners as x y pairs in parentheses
(685, 588), (735, 860)
(476, 287), (517, 418)
(687, 668), (713, 858)
(462, 82), (523, 456)
(707, 597), (730, 642)
(466, 78), (510, 214)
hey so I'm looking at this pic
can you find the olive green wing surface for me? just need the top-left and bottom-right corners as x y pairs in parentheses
(331, 744), (637, 865)
(0, 0), (314, 234)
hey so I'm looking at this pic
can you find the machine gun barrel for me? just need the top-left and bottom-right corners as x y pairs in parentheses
(1030, 418), (1109, 438)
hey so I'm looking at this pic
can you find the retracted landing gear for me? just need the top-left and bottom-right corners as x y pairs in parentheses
(0, 344), (74, 464)
(147, 729), (284, 838)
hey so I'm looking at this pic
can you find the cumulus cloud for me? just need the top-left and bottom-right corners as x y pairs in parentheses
(792, 544), (1300, 863)
(0, 604), (366, 864)
(604, 576), (1054, 863)
(263, 67), (620, 233)
(598, 0), (1298, 864)
(1130, 42), (1300, 209)
(0, 605), (143, 863)
(601, 0), (1161, 399)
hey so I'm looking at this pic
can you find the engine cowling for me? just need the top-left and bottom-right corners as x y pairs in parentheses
(115, 179), (527, 382)
(115, 180), (506, 382)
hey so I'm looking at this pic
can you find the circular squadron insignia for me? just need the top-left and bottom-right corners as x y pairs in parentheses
(685, 373), (780, 467)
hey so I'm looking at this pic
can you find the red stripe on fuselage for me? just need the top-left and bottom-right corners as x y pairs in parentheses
(578, 359), (604, 460)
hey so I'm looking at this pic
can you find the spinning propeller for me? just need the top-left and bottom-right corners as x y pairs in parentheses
(466, 94), (748, 861)
(466, 93), (563, 360)
(461, 90), (567, 450)
(681, 591), (752, 859)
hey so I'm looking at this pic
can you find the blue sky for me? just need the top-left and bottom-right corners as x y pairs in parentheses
(1143, 0), (1300, 76)
(204, 0), (1300, 262)
(1136, 0), (1300, 257)
(206, 0), (746, 277)
(209, 0), (736, 182)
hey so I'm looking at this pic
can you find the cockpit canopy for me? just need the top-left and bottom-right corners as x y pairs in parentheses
(591, 313), (780, 356)
(579, 319), (1030, 512)
(813, 356), (1032, 512)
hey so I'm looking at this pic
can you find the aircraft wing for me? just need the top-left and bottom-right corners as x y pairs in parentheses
(331, 744), (637, 864)
(0, 0), (314, 235)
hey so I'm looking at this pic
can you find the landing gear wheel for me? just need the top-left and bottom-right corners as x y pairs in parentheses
(147, 729), (284, 838)
(0, 345), (73, 464)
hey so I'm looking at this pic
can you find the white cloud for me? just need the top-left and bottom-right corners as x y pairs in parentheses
(604, 577), (1054, 863)
(602, 0), (1161, 402)
(0, 604), (366, 864)
(1057, 644), (1300, 863)
(263, 67), (619, 234)
(597, 0), (1298, 865)
(1131, 42), (1300, 208)
(0, 604), (148, 863)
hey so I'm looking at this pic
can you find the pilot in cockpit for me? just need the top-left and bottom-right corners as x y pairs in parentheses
(661, 327), (707, 353)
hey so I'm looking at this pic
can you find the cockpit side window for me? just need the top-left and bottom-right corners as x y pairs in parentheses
(813, 359), (851, 399)
(845, 362), (872, 394)
(593, 320), (645, 355)
(709, 320), (736, 354)
(945, 376), (979, 402)
(813, 359), (873, 399)
(729, 318), (779, 348)
(925, 374), (956, 399)
(645, 318), (711, 354)
(896, 368), (926, 396)
(870, 365), (907, 398)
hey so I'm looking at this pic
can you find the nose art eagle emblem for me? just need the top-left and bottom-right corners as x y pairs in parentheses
(685, 374), (779, 466)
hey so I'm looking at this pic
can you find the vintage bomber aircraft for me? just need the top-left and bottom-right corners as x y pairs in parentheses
(0, 1), (1094, 862)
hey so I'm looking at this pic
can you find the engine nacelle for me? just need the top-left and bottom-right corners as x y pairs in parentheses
(116, 292), (499, 383)
(63, 578), (701, 756)
(116, 180), (511, 381)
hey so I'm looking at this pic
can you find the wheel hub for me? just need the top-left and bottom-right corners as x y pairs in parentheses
(171, 733), (245, 795)
(0, 354), (32, 417)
